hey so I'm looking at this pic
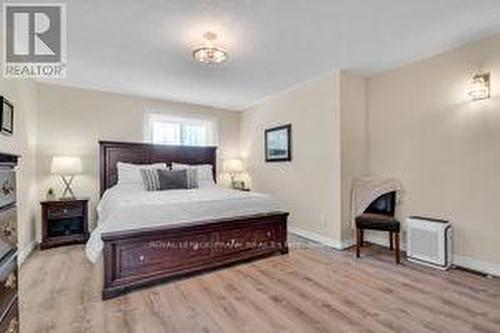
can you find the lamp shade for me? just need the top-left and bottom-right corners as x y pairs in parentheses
(51, 156), (82, 175)
(223, 159), (243, 173)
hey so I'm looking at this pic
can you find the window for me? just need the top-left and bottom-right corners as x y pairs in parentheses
(146, 114), (217, 146)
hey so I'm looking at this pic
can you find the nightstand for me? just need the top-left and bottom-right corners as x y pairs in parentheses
(40, 198), (89, 250)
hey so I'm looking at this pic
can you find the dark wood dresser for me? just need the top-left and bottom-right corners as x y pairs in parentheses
(0, 153), (19, 332)
(41, 199), (89, 250)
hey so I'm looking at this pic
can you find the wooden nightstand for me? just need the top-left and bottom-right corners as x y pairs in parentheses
(40, 198), (89, 250)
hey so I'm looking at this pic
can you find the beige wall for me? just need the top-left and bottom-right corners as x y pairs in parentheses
(0, 79), (38, 264)
(241, 33), (500, 271)
(240, 72), (343, 242)
(339, 71), (368, 241)
(36, 84), (240, 231)
(367, 34), (500, 266)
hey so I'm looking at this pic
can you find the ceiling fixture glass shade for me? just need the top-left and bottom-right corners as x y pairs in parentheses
(193, 46), (228, 64)
(468, 73), (490, 101)
(192, 31), (228, 65)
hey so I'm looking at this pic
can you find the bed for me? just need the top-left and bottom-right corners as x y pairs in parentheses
(91, 141), (288, 300)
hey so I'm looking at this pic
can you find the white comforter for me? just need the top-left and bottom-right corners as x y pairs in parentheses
(85, 185), (283, 263)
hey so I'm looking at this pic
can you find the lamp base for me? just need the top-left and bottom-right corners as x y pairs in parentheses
(229, 174), (238, 189)
(59, 175), (76, 200)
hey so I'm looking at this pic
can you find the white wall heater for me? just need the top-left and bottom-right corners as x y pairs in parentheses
(407, 216), (452, 270)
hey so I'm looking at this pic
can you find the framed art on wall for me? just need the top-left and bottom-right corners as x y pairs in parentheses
(0, 97), (14, 136)
(265, 124), (292, 162)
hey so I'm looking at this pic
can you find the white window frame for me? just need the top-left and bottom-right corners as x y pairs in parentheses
(145, 113), (218, 146)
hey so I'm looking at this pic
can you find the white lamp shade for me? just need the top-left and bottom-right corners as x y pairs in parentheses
(51, 156), (82, 175)
(223, 159), (243, 173)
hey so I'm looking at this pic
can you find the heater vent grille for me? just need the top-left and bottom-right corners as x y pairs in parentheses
(407, 216), (452, 269)
(410, 228), (439, 261)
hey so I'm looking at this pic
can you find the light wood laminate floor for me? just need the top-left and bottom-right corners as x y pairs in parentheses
(20, 239), (500, 333)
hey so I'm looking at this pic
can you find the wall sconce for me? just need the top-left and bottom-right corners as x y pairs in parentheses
(468, 73), (490, 101)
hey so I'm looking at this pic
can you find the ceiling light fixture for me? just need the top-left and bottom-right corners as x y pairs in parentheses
(468, 72), (490, 101)
(192, 31), (228, 65)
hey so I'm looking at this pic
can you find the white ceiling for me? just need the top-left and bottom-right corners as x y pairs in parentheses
(31, 0), (500, 110)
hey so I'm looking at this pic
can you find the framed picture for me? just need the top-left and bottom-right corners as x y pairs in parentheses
(265, 124), (292, 162)
(0, 97), (13, 136)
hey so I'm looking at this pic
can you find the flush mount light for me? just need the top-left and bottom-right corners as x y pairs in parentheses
(192, 31), (228, 65)
(468, 73), (490, 101)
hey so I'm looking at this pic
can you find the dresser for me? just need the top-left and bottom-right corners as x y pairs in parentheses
(0, 153), (19, 332)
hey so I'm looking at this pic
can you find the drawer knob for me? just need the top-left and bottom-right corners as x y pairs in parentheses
(267, 231), (271, 238)
(63, 209), (68, 213)
(7, 318), (18, 333)
(5, 272), (16, 289)
(139, 255), (145, 262)
(1, 224), (14, 237)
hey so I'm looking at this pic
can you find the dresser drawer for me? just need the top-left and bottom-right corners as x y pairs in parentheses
(47, 203), (83, 219)
(0, 255), (17, 321)
(0, 207), (17, 248)
(0, 297), (18, 333)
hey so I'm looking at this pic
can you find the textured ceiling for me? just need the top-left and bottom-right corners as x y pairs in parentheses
(28, 0), (500, 110)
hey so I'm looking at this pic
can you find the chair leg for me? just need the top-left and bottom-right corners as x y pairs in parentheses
(389, 232), (394, 251)
(356, 228), (361, 258)
(360, 228), (364, 247)
(395, 232), (400, 264)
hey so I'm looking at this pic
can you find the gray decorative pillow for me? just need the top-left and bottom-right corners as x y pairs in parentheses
(185, 168), (198, 189)
(140, 168), (161, 191)
(157, 169), (189, 190)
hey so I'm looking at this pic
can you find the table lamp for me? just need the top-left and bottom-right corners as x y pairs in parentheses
(223, 158), (243, 188)
(51, 156), (82, 200)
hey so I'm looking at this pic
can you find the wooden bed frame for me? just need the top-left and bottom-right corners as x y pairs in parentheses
(99, 141), (288, 299)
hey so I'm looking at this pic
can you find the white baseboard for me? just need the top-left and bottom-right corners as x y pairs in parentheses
(364, 232), (408, 251)
(289, 227), (354, 250)
(292, 228), (499, 277)
(18, 240), (37, 266)
(362, 233), (500, 277)
(453, 255), (500, 277)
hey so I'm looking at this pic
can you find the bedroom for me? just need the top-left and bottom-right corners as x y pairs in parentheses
(1, 0), (500, 332)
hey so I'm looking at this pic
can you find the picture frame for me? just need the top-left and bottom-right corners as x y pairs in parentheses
(265, 124), (292, 162)
(0, 97), (14, 136)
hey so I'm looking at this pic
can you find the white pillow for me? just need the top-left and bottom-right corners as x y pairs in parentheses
(171, 163), (215, 187)
(117, 162), (167, 185)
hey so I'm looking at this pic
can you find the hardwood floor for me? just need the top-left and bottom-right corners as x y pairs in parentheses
(20, 238), (500, 333)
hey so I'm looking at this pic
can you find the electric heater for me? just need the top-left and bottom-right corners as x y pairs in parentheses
(407, 216), (452, 269)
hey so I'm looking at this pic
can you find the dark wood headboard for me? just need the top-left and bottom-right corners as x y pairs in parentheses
(99, 140), (217, 196)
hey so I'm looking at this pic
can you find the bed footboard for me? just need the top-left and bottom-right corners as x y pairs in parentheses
(101, 212), (288, 300)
